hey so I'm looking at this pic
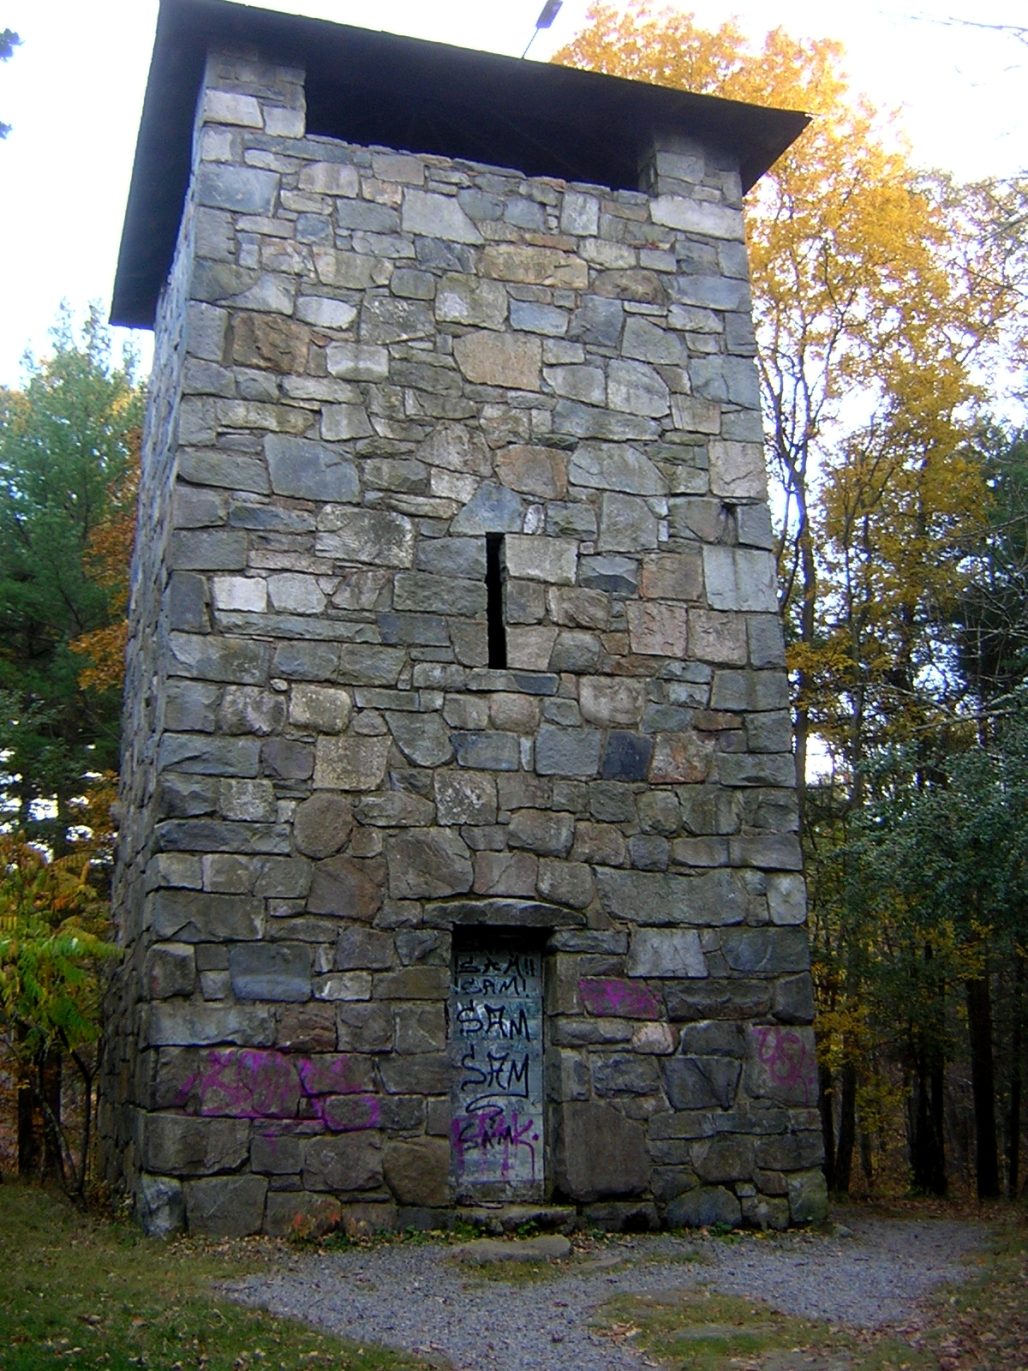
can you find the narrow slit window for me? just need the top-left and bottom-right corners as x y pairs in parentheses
(486, 532), (507, 669)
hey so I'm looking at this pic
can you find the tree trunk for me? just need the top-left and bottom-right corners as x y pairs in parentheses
(819, 1061), (836, 1191)
(39, 1048), (64, 1180)
(1007, 952), (1024, 1199)
(860, 1124), (874, 1190)
(966, 972), (1000, 1199)
(17, 1044), (64, 1180)
(910, 1046), (948, 1195)
(17, 1070), (41, 1176)
(834, 1056), (858, 1194)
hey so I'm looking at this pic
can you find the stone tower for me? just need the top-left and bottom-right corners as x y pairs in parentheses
(101, 0), (826, 1237)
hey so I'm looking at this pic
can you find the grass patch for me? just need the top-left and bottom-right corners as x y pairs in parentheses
(455, 1257), (562, 1285)
(0, 1182), (432, 1370)
(916, 1209), (1028, 1369)
(594, 1286), (935, 1370)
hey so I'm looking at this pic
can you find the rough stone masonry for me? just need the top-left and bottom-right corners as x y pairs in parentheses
(100, 0), (827, 1237)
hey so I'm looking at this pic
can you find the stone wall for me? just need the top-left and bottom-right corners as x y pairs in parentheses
(100, 43), (826, 1237)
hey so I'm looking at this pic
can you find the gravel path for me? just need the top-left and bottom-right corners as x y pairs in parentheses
(222, 1215), (988, 1370)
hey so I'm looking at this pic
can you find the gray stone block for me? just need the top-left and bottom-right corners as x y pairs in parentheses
(602, 732), (653, 781)
(703, 546), (778, 613)
(569, 441), (667, 495)
(787, 1169), (828, 1224)
(147, 1002), (275, 1048)
(196, 163), (278, 214)
(435, 771), (498, 825)
(144, 944), (196, 999)
(627, 929), (706, 978)
(415, 536), (487, 579)
(596, 868), (747, 926)
(263, 738), (315, 780)
(452, 732), (520, 771)
(721, 928), (810, 974)
(151, 890), (262, 941)
(450, 482), (524, 535)
(387, 829), (473, 899)
(553, 400), (657, 442)
(508, 808), (574, 857)
(142, 1115), (250, 1175)
(693, 1135), (754, 1183)
(229, 942), (311, 1001)
(169, 530), (247, 571)
(756, 1132), (824, 1172)
(393, 571), (483, 615)
(386, 713), (453, 767)
(535, 725), (601, 778)
(137, 1173), (185, 1236)
(663, 1057), (741, 1110)
(155, 819), (291, 854)
(185, 1175), (269, 1236)
(665, 978), (771, 1021)
(555, 1102), (649, 1201)
(403, 189), (482, 243)
(170, 632), (269, 685)
(511, 301), (568, 335)
(666, 1185), (742, 1229)
(168, 572), (210, 634)
(592, 1053), (662, 1096)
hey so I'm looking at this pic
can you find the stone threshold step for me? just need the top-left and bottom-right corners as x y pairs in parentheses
(457, 1203), (577, 1235)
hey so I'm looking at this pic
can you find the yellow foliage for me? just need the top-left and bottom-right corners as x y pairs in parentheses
(70, 431), (138, 693)
(556, 3), (1025, 777)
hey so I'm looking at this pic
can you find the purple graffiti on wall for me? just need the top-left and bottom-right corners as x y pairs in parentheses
(450, 1106), (540, 1181)
(176, 1047), (380, 1132)
(579, 976), (662, 1020)
(752, 1026), (817, 1105)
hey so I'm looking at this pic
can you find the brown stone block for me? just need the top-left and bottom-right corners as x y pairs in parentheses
(383, 1136), (450, 1207)
(495, 444), (568, 499)
(374, 967), (448, 1001)
(231, 313), (309, 372)
(640, 552), (703, 603)
(277, 1004), (336, 1053)
(308, 856), (383, 921)
(452, 331), (542, 391)
(378, 1053), (450, 1095)
(590, 268), (666, 303)
(649, 731), (714, 784)
(481, 244), (587, 289)
(627, 601), (688, 657)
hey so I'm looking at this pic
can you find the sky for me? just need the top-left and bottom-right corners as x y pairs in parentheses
(0, 0), (1023, 388)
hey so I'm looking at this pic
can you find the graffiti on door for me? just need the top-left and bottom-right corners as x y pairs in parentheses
(449, 941), (544, 1197)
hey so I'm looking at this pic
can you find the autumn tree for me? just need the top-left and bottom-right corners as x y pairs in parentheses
(0, 833), (117, 1191)
(556, 3), (1024, 809)
(0, 306), (143, 856)
(556, 3), (1027, 1194)
(0, 309), (141, 1182)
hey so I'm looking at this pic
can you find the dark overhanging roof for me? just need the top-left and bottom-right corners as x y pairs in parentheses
(111, 0), (809, 329)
